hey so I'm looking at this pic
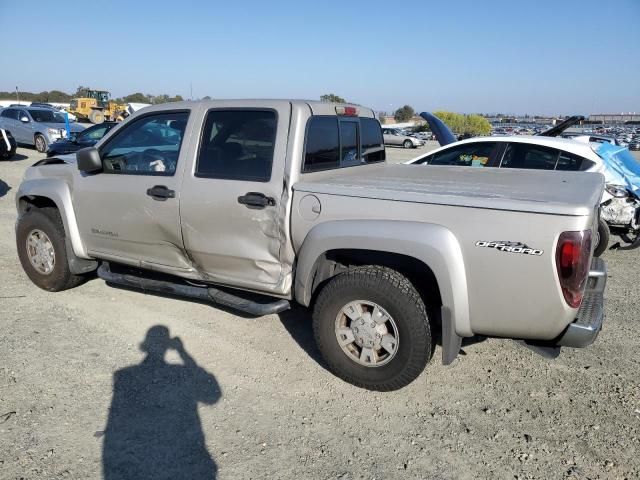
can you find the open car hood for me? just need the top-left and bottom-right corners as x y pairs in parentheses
(419, 112), (457, 146)
(537, 115), (585, 137)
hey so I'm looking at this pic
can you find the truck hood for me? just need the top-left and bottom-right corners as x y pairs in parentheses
(294, 164), (604, 216)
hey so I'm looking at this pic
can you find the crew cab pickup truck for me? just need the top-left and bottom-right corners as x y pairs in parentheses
(15, 100), (607, 391)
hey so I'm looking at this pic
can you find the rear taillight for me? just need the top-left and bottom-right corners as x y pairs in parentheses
(555, 230), (592, 308)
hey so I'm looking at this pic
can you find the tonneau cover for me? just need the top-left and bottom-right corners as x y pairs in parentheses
(295, 164), (604, 216)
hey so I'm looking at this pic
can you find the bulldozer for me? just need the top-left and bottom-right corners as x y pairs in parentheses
(68, 89), (128, 124)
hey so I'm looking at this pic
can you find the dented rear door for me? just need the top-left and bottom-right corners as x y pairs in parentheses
(179, 101), (291, 291)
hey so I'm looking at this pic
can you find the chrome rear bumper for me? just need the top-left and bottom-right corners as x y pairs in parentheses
(556, 257), (607, 348)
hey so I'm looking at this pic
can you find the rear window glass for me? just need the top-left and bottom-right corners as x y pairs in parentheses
(340, 121), (358, 164)
(304, 117), (340, 172)
(303, 116), (385, 172)
(1, 109), (17, 119)
(361, 118), (385, 163)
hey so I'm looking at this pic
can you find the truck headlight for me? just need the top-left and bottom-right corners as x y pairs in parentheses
(605, 184), (629, 198)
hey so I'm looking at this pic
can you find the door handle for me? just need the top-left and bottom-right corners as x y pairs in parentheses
(237, 192), (276, 209)
(146, 185), (175, 201)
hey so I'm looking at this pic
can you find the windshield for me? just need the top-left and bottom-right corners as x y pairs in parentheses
(28, 109), (65, 123)
(596, 143), (640, 196)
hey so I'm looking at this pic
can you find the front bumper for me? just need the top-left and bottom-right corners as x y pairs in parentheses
(556, 257), (607, 348)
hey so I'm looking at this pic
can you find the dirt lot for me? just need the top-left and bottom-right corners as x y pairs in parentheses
(1, 146), (639, 480)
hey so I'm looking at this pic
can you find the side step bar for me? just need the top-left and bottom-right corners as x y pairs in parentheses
(97, 263), (290, 316)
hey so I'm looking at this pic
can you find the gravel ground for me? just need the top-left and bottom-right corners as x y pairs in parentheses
(1, 146), (639, 480)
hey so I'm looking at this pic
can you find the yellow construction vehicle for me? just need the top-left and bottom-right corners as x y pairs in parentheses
(68, 89), (128, 124)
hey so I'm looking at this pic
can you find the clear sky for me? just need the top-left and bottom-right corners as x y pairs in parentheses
(1, 0), (638, 115)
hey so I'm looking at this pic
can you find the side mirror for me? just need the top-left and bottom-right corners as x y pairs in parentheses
(20, 116), (29, 123)
(76, 147), (103, 173)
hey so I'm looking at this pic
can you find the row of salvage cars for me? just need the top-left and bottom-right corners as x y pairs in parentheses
(409, 114), (640, 255)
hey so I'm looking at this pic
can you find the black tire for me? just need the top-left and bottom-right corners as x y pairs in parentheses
(313, 266), (432, 391)
(16, 207), (85, 291)
(34, 134), (47, 153)
(403, 139), (413, 149)
(594, 217), (610, 257)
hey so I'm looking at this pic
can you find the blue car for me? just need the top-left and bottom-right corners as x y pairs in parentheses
(47, 121), (117, 157)
(0, 107), (85, 153)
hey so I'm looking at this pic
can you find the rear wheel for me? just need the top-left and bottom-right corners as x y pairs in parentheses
(593, 217), (610, 257)
(34, 134), (47, 153)
(88, 110), (105, 124)
(313, 266), (432, 391)
(403, 139), (413, 149)
(16, 208), (85, 291)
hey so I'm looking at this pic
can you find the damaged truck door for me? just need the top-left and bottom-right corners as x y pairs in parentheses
(179, 106), (290, 290)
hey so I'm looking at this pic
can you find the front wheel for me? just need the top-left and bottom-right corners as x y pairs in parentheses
(403, 139), (413, 149)
(34, 134), (47, 153)
(88, 110), (105, 124)
(16, 208), (86, 291)
(313, 266), (432, 391)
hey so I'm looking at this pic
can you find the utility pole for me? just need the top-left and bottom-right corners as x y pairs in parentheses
(15, 86), (19, 103)
(190, 83), (193, 101)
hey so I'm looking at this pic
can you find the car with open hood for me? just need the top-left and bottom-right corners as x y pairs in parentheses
(409, 113), (640, 255)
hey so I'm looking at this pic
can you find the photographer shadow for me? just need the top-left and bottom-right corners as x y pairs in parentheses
(102, 325), (221, 480)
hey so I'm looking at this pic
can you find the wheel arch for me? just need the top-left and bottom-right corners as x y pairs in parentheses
(294, 220), (472, 337)
(16, 178), (89, 259)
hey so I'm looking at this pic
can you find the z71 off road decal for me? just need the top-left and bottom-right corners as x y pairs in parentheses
(475, 241), (543, 256)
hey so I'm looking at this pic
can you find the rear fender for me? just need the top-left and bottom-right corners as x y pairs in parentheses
(294, 220), (472, 336)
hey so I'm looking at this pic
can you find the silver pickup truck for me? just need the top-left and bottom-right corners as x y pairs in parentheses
(15, 100), (607, 391)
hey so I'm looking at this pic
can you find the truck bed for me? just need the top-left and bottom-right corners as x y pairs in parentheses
(295, 164), (604, 217)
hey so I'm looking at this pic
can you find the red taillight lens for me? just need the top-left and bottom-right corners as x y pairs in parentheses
(555, 230), (592, 308)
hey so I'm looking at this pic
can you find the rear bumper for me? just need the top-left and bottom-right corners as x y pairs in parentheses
(556, 257), (607, 348)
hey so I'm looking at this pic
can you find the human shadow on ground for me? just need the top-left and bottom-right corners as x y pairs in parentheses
(102, 325), (221, 480)
(0, 179), (10, 198)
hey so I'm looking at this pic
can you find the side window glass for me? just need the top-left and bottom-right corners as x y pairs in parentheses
(303, 117), (340, 172)
(100, 112), (188, 176)
(556, 151), (584, 171)
(196, 109), (276, 182)
(501, 143), (558, 170)
(430, 142), (496, 167)
(360, 118), (385, 163)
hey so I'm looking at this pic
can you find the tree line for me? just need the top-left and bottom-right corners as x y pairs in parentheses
(0, 86), (184, 105)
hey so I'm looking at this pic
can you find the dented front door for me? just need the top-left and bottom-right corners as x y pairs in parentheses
(179, 102), (291, 290)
